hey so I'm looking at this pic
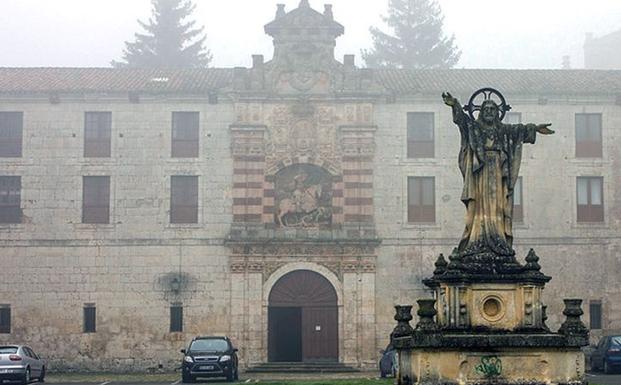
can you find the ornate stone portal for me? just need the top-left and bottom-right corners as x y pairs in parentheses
(392, 89), (589, 385)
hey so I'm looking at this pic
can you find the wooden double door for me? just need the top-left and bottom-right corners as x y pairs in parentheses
(268, 270), (338, 362)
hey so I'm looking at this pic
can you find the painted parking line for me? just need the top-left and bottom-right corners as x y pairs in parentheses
(99, 381), (112, 385)
(171, 380), (181, 385)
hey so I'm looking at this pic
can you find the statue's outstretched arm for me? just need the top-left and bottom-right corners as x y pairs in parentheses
(442, 92), (467, 126)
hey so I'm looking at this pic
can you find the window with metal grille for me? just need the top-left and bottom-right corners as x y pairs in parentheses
(407, 112), (434, 158)
(82, 176), (110, 224)
(0, 176), (21, 223)
(513, 177), (523, 223)
(0, 112), (23, 157)
(170, 304), (183, 332)
(172, 112), (199, 158)
(171, 176), (198, 223)
(575, 113), (602, 158)
(577, 177), (604, 222)
(590, 301), (602, 330)
(83, 304), (96, 333)
(84, 112), (111, 157)
(408, 177), (435, 223)
(0, 305), (10, 334)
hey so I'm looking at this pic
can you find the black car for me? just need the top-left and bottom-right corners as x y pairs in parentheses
(590, 335), (621, 374)
(181, 336), (239, 383)
(379, 344), (398, 378)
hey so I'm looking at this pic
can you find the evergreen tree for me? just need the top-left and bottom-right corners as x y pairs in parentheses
(112, 0), (212, 68)
(362, 0), (460, 69)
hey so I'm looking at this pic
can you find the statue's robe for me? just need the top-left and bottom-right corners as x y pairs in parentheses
(451, 107), (538, 255)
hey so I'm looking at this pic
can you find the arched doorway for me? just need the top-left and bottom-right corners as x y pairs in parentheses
(268, 270), (338, 362)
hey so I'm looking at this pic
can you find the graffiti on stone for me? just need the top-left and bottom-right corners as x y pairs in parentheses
(275, 164), (332, 227)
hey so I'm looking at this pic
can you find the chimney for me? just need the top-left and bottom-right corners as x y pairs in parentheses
(275, 4), (285, 19)
(324, 4), (333, 19)
(299, 0), (310, 8)
(344, 54), (355, 69)
(562, 55), (571, 69)
(252, 54), (264, 69)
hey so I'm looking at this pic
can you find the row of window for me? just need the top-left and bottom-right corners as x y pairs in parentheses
(0, 111), (608, 159)
(0, 176), (199, 224)
(407, 176), (605, 223)
(0, 301), (604, 333)
(0, 304), (184, 334)
(407, 112), (605, 158)
(0, 175), (606, 225)
(0, 111), (200, 158)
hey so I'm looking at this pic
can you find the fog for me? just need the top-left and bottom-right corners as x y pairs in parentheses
(0, 0), (620, 68)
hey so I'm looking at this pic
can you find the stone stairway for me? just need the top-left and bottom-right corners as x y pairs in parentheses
(245, 362), (360, 373)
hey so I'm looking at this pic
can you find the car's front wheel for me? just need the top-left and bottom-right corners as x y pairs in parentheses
(604, 360), (612, 374)
(21, 367), (31, 385)
(38, 366), (45, 383)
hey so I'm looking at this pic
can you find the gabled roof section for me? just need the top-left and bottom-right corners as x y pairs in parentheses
(0, 67), (233, 94)
(264, 1), (344, 39)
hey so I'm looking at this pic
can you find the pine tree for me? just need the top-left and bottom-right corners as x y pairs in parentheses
(112, 0), (212, 68)
(362, 0), (460, 69)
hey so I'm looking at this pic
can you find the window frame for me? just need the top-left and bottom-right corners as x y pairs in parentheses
(407, 176), (436, 223)
(576, 176), (604, 223)
(84, 111), (112, 158)
(575, 113), (602, 158)
(82, 176), (110, 224)
(171, 111), (200, 158)
(513, 176), (523, 223)
(83, 304), (96, 333)
(589, 301), (602, 330)
(170, 175), (199, 224)
(0, 305), (10, 334)
(0, 112), (23, 158)
(170, 304), (183, 332)
(0, 176), (21, 224)
(406, 112), (435, 159)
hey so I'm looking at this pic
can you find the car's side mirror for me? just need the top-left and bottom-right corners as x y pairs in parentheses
(233, 348), (238, 353)
(180, 349), (186, 354)
(379, 349), (385, 354)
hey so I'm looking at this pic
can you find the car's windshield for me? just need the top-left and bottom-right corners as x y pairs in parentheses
(611, 336), (621, 347)
(0, 347), (18, 354)
(189, 339), (229, 352)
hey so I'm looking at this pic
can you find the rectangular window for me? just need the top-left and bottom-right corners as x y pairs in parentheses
(0, 112), (23, 157)
(83, 304), (96, 333)
(575, 113), (602, 158)
(84, 112), (112, 157)
(171, 176), (198, 223)
(0, 176), (21, 223)
(0, 305), (10, 334)
(170, 304), (183, 332)
(513, 177), (523, 223)
(82, 176), (110, 224)
(408, 176), (435, 223)
(172, 112), (199, 158)
(407, 112), (434, 158)
(577, 176), (604, 222)
(590, 301), (602, 330)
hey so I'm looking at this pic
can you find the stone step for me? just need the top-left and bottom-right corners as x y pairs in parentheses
(246, 362), (359, 373)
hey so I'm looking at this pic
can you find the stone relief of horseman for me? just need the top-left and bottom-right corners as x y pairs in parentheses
(274, 164), (332, 227)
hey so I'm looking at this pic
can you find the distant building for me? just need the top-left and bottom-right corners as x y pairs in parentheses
(0, 0), (620, 372)
(585, 30), (621, 69)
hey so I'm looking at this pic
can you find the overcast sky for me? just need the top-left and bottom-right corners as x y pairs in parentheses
(0, 0), (620, 69)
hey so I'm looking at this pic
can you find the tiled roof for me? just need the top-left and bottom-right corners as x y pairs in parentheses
(0, 68), (234, 94)
(0, 67), (620, 96)
(374, 69), (621, 95)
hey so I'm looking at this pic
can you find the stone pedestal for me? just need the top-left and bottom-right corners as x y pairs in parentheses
(392, 249), (589, 385)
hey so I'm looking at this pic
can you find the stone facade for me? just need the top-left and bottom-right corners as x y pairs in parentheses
(0, 0), (620, 371)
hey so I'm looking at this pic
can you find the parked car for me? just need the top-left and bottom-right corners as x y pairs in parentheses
(180, 336), (239, 383)
(590, 335), (621, 374)
(379, 344), (398, 378)
(0, 345), (46, 384)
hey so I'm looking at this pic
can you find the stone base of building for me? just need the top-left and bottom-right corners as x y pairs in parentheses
(396, 344), (586, 385)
